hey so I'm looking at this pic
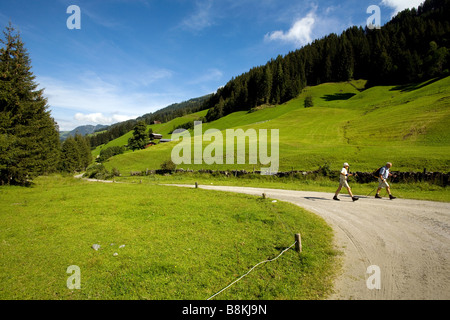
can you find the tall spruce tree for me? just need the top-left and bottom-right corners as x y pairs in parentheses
(0, 23), (60, 185)
(261, 65), (273, 104)
(74, 134), (92, 171)
(60, 136), (80, 173)
(128, 121), (149, 151)
(60, 134), (92, 173)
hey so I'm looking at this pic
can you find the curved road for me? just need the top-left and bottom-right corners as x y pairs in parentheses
(169, 184), (450, 300)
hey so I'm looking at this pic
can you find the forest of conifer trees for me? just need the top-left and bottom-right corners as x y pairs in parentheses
(204, 0), (450, 121)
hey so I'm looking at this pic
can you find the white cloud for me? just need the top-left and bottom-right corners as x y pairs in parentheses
(325, 6), (338, 15)
(74, 113), (137, 125)
(265, 11), (316, 47)
(380, 0), (424, 14)
(181, 0), (214, 31)
(37, 70), (182, 131)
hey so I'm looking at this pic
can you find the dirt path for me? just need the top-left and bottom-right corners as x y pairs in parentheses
(74, 174), (117, 183)
(169, 184), (450, 300)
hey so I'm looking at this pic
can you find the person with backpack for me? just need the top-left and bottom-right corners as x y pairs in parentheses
(334, 163), (359, 202)
(375, 162), (397, 200)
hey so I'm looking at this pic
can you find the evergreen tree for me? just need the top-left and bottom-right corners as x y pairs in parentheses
(216, 97), (225, 118)
(0, 23), (60, 185)
(60, 136), (80, 173)
(261, 65), (272, 104)
(74, 134), (92, 170)
(128, 121), (149, 151)
(424, 41), (449, 77)
(271, 59), (285, 104)
(337, 34), (355, 81)
(148, 127), (153, 140)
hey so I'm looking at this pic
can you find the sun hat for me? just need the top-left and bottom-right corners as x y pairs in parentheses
(343, 162), (349, 167)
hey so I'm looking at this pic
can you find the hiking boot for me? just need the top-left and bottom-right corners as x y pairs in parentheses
(352, 196), (359, 202)
(375, 194), (382, 199)
(389, 195), (397, 200)
(333, 196), (340, 201)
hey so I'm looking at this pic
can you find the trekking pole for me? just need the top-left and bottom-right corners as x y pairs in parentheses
(366, 187), (377, 197)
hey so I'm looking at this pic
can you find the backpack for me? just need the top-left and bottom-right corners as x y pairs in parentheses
(372, 167), (382, 178)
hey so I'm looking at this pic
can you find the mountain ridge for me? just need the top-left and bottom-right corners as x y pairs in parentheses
(60, 124), (108, 141)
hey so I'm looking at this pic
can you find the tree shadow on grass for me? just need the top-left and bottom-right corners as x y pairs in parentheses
(322, 93), (357, 101)
(389, 77), (443, 92)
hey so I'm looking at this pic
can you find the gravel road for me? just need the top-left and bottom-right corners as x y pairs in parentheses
(169, 184), (450, 300)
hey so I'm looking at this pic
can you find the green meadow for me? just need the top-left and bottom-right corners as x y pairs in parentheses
(0, 175), (338, 300)
(2, 78), (448, 300)
(102, 77), (450, 174)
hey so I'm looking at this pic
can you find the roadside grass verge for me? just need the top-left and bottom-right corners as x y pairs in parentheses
(0, 175), (339, 300)
(114, 173), (450, 203)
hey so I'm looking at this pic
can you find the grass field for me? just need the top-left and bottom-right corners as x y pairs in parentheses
(101, 77), (450, 174)
(2, 78), (448, 301)
(115, 172), (450, 202)
(0, 175), (339, 300)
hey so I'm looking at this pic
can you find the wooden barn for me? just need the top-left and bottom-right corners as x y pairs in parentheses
(150, 133), (163, 140)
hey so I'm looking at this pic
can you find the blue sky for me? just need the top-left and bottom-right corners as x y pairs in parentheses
(0, 0), (424, 131)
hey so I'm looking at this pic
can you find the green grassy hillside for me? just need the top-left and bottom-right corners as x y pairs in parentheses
(92, 110), (208, 158)
(101, 77), (450, 173)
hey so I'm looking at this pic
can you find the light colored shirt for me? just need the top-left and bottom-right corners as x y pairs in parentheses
(379, 166), (390, 180)
(340, 167), (348, 181)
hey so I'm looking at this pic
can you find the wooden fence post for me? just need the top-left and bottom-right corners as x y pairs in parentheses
(295, 234), (302, 253)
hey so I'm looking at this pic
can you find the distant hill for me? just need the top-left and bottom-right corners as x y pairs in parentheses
(100, 77), (450, 173)
(88, 94), (212, 148)
(60, 124), (108, 141)
(136, 94), (212, 124)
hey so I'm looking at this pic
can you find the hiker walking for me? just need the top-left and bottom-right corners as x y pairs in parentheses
(375, 162), (397, 200)
(334, 162), (359, 202)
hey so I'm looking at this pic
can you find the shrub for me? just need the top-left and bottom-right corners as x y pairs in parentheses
(97, 146), (126, 163)
(111, 167), (121, 177)
(84, 164), (119, 180)
(304, 95), (314, 108)
(160, 160), (176, 172)
(318, 163), (332, 177)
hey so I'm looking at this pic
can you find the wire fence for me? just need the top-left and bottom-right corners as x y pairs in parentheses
(207, 241), (298, 300)
(206, 192), (302, 300)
